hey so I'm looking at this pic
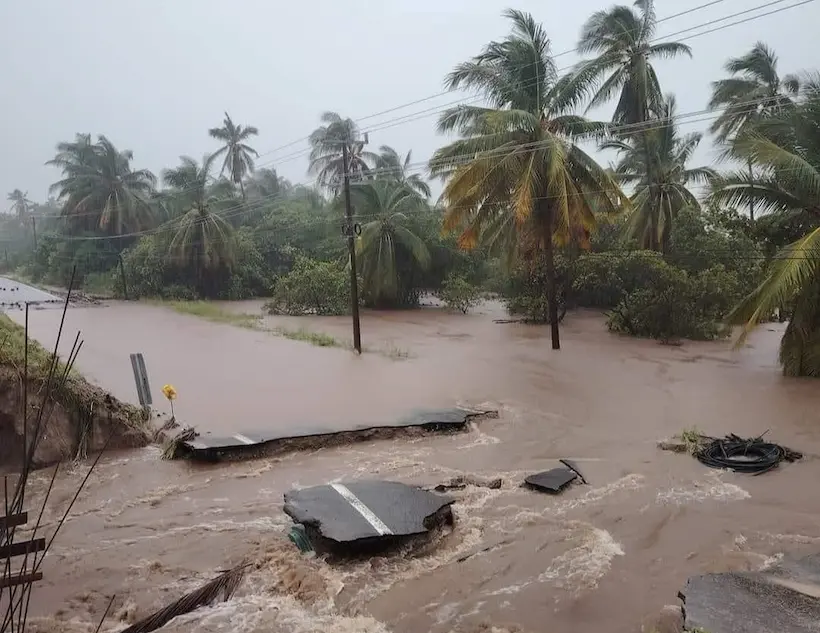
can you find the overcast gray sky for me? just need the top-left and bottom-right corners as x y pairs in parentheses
(1, 0), (818, 206)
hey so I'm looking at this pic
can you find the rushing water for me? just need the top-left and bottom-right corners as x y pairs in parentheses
(8, 301), (820, 633)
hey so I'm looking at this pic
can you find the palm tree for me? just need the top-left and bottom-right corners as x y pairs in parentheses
(429, 9), (627, 349)
(308, 112), (377, 194)
(602, 96), (717, 251)
(710, 76), (820, 376)
(46, 133), (96, 171)
(6, 190), (32, 220)
(247, 167), (283, 200)
(352, 180), (431, 307)
(709, 42), (800, 222)
(48, 135), (156, 235)
(162, 155), (236, 292)
(571, 0), (692, 126)
(208, 112), (259, 200)
(373, 146), (431, 198)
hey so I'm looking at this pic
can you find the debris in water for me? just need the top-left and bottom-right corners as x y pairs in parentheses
(679, 552), (820, 633)
(120, 563), (248, 633)
(695, 434), (802, 475)
(660, 431), (802, 475)
(175, 406), (498, 462)
(434, 475), (503, 492)
(288, 525), (313, 553)
(524, 459), (587, 494)
(161, 426), (198, 460)
(283, 480), (453, 556)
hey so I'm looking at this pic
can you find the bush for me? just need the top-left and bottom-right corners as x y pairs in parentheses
(265, 257), (348, 316)
(571, 251), (670, 308)
(438, 274), (481, 314)
(606, 262), (738, 342)
(503, 252), (570, 322)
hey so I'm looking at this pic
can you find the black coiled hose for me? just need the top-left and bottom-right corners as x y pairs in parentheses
(695, 434), (802, 475)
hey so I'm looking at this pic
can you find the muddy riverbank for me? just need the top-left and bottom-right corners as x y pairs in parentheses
(11, 300), (820, 633)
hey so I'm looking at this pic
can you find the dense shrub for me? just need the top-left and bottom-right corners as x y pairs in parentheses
(118, 232), (275, 300)
(606, 262), (740, 342)
(503, 252), (570, 322)
(502, 244), (745, 341)
(265, 257), (348, 316)
(571, 251), (667, 308)
(27, 234), (124, 289)
(438, 274), (481, 314)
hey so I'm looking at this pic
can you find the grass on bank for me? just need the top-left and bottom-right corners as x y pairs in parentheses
(0, 313), (68, 378)
(158, 300), (343, 349)
(158, 300), (414, 357)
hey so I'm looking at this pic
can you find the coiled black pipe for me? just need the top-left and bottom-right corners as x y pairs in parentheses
(695, 434), (802, 475)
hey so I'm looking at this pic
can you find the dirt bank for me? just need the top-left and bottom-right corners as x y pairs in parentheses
(0, 314), (153, 470)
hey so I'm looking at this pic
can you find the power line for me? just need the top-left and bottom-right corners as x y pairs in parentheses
(187, 0), (755, 169)
(36, 83), (817, 233)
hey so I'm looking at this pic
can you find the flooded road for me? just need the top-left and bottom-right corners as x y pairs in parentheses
(9, 301), (820, 633)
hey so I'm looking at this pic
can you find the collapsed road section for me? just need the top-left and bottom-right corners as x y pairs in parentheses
(283, 480), (454, 555)
(172, 406), (498, 462)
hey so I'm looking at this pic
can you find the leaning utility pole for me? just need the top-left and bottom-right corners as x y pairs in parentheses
(342, 143), (362, 353)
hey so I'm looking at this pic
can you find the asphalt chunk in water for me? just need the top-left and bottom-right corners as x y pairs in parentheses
(524, 468), (578, 494)
(178, 406), (498, 461)
(680, 552), (820, 633)
(283, 480), (454, 555)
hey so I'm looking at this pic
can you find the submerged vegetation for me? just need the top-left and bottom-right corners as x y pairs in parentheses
(4, 1), (820, 375)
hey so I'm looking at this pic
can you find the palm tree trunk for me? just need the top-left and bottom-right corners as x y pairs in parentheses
(239, 179), (246, 201)
(543, 212), (560, 350)
(748, 160), (755, 223)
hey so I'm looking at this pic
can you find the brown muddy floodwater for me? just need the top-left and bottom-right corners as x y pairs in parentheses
(7, 300), (820, 633)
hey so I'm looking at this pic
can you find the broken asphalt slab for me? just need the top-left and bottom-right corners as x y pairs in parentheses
(283, 480), (453, 555)
(177, 406), (498, 461)
(680, 552), (820, 633)
(524, 459), (588, 494)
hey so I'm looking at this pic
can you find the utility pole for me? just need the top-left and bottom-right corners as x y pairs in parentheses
(342, 143), (362, 354)
(31, 217), (37, 250)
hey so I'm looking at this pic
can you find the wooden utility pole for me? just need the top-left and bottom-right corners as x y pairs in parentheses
(342, 143), (362, 354)
(31, 217), (37, 250)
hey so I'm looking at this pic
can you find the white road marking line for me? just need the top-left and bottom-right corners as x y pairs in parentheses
(233, 434), (255, 445)
(330, 484), (393, 536)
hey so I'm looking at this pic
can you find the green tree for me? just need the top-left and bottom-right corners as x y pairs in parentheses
(208, 112), (259, 200)
(602, 96), (716, 251)
(247, 167), (283, 201)
(711, 77), (820, 376)
(308, 112), (376, 194)
(353, 180), (431, 307)
(162, 155), (236, 295)
(571, 0), (692, 126)
(429, 9), (626, 349)
(47, 135), (157, 235)
(709, 42), (800, 221)
(6, 190), (32, 220)
(373, 145), (431, 198)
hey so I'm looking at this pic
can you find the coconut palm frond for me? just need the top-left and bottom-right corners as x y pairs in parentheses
(121, 563), (248, 633)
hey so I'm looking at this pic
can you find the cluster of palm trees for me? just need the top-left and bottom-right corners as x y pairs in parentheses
(39, 113), (265, 281)
(34, 106), (437, 305)
(429, 1), (816, 369)
(307, 111), (436, 306)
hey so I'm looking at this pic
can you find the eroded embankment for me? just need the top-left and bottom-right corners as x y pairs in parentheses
(0, 314), (153, 470)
